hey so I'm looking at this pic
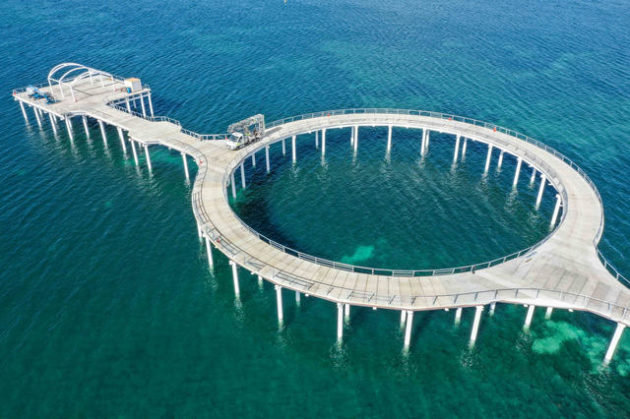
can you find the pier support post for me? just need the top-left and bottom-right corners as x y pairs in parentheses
(404, 311), (414, 350)
(322, 129), (326, 156)
(421, 129), (429, 156)
(315, 130), (319, 148)
(117, 127), (127, 154)
(604, 323), (626, 364)
(204, 236), (214, 270)
(81, 116), (89, 139)
(524, 305), (535, 330)
(291, 135), (297, 163)
(265, 146), (270, 173)
(257, 275), (263, 289)
(489, 302), (496, 316)
(484, 144), (493, 173)
(140, 95), (147, 117)
(18, 101), (29, 122)
(387, 125), (393, 154)
(147, 93), (154, 117)
(513, 157), (523, 188)
(275, 285), (283, 324)
(295, 291), (301, 306)
(240, 163), (245, 188)
(98, 120), (108, 146)
(530, 168), (536, 185)
(144, 145), (152, 172)
(462, 138), (468, 159)
(251, 152), (256, 167)
(125, 97), (131, 112)
(344, 304), (350, 323)
(130, 140), (139, 166)
(282, 139), (286, 156)
(470, 306), (484, 347)
(550, 194), (561, 227)
(536, 174), (547, 209)
(400, 310), (407, 328)
(34, 107), (43, 128)
(337, 303), (344, 342)
(455, 307), (462, 325)
(230, 261), (240, 298)
(497, 151), (504, 170)
(64, 117), (74, 142)
(183, 153), (190, 182)
(50, 114), (59, 135)
(545, 307), (553, 320)
(453, 134), (461, 163)
(353, 126), (358, 152)
(230, 172), (236, 198)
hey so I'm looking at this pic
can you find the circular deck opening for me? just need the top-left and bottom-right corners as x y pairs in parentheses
(230, 127), (556, 271)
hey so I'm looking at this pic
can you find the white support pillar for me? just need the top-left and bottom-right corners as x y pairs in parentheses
(550, 194), (561, 227)
(291, 135), (297, 163)
(470, 305), (484, 346)
(282, 139), (286, 156)
(265, 146), (270, 173)
(455, 307), (462, 325)
(98, 120), (108, 146)
(147, 93), (154, 117)
(295, 291), (301, 306)
(387, 125), (393, 154)
(530, 167), (537, 185)
(453, 134), (461, 163)
(64, 117), (74, 141)
(544, 307), (553, 320)
(322, 129), (327, 156)
(337, 303), (344, 342)
(344, 304), (350, 323)
(34, 107), (42, 128)
(230, 261), (240, 298)
(315, 130), (319, 149)
(404, 310), (414, 350)
(513, 157), (523, 188)
(470, 306), (483, 347)
(484, 144), (493, 173)
(183, 153), (190, 182)
(18, 101), (29, 122)
(462, 138), (468, 158)
(353, 126), (358, 152)
(230, 172), (236, 198)
(257, 275), (263, 289)
(400, 310), (407, 327)
(140, 95), (147, 117)
(251, 152), (256, 167)
(421, 129), (428, 156)
(130, 139), (139, 166)
(489, 302), (496, 316)
(50, 114), (59, 135)
(125, 97), (131, 112)
(81, 116), (89, 138)
(524, 305), (535, 330)
(604, 323), (626, 364)
(275, 285), (283, 324)
(204, 236), (214, 270)
(117, 127), (127, 154)
(240, 163), (245, 188)
(535, 174), (547, 209)
(144, 144), (152, 172)
(497, 151), (504, 170)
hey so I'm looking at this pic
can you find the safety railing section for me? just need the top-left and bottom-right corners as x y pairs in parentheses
(597, 250), (630, 287)
(264, 108), (627, 281)
(108, 102), (227, 141)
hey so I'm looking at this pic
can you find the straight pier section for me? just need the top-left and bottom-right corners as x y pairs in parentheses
(13, 63), (630, 363)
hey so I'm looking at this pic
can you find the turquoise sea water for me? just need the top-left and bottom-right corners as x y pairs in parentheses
(1, 0), (630, 416)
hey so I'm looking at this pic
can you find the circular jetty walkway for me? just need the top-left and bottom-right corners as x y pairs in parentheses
(13, 63), (630, 362)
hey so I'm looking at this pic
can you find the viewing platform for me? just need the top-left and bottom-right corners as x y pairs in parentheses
(13, 63), (630, 363)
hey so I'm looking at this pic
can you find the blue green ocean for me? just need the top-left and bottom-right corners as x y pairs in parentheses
(1, 0), (630, 416)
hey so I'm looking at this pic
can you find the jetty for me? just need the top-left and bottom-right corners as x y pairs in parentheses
(13, 63), (630, 363)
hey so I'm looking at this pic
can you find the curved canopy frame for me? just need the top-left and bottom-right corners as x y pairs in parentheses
(47, 63), (116, 100)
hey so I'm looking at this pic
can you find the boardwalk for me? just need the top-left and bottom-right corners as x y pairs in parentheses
(13, 63), (630, 362)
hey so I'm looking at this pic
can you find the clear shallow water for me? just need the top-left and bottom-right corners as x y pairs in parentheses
(1, 0), (630, 416)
